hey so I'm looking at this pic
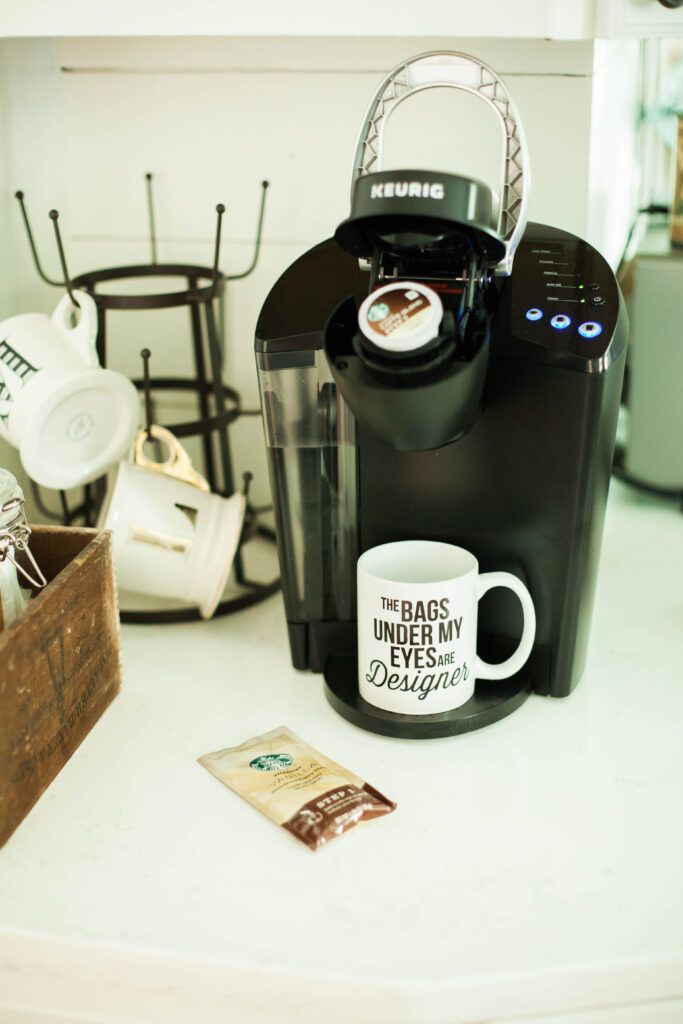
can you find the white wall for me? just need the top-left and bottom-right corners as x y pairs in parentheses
(588, 39), (643, 268)
(0, 40), (70, 501)
(0, 36), (640, 519)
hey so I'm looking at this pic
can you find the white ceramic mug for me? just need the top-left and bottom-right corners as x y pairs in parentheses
(357, 540), (536, 715)
(0, 290), (140, 489)
(98, 427), (246, 619)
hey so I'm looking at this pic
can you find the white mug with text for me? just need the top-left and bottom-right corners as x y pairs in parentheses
(0, 290), (140, 489)
(357, 540), (536, 715)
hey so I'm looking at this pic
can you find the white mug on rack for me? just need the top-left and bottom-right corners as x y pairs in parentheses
(98, 426), (247, 619)
(0, 290), (140, 490)
(357, 540), (536, 716)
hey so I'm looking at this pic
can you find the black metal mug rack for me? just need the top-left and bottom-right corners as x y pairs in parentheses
(15, 176), (280, 623)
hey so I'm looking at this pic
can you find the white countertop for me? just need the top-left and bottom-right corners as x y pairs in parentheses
(1, 479), (682, 1024)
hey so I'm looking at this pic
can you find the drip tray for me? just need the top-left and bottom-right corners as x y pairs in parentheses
(323, 654), (530, 739)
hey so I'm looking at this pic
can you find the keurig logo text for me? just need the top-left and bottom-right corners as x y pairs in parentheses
(369, 181), (445, 200)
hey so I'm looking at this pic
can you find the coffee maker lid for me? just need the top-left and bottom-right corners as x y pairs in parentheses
(334, 170), (505, 265)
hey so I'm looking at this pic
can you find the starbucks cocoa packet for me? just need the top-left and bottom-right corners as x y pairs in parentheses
(198, 726), (396, 850)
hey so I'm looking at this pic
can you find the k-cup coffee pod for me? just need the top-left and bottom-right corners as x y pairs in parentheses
(358, 281), (443, 353)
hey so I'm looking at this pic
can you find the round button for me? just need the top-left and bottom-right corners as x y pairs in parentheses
(550, 314), (571, 330)
(588, 283), (600, 291)
(590, 295), (606, 307)
(525, 308), (543, 321)
(578, 321), (603, 339)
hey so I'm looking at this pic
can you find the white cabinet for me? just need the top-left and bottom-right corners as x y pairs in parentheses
(0, 33), (641, 514)
(0, 0), (594, 41)
(2, 0), (682, 41)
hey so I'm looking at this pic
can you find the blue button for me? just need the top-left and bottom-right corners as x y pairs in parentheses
(550, 314), (571, 330)
(526, 308), (543, 321)
(578, 321), (602, 339)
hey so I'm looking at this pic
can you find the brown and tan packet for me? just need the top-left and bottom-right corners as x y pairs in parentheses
(198, 725), (396, 850)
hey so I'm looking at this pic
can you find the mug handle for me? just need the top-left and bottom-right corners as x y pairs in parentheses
(50, 290), (100, 368)
(475, 571), (536, 681)
(133, 425), (210, 492)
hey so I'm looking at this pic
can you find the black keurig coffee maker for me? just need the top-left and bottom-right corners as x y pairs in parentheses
(255, 52), (628, 738)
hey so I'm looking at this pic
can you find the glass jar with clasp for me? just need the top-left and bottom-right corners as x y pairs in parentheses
(0, 468), (46, 630)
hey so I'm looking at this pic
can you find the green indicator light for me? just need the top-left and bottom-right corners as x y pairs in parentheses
(580, 299), (586, 303)
(579, 284), (584, 289)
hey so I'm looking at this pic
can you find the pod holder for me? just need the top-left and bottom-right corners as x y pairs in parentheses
(15, 179), (280, 623)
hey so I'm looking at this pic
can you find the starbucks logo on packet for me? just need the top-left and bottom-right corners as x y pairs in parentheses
(249, 753), (294, 772)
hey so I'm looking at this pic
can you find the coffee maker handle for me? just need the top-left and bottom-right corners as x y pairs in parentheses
(51, 290), (100, 368)
(350, 51), (531, 276)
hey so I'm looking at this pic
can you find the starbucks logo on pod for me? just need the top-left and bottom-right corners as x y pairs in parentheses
(249, 753), (294, 772)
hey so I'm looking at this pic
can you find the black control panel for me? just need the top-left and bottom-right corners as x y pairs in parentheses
(502, 223), (622, 371)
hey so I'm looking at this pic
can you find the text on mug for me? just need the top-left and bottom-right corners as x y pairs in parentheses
(365, 659), (469, 700)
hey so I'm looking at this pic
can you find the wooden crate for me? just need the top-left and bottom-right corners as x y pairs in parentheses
(0, 526), (122, 848)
